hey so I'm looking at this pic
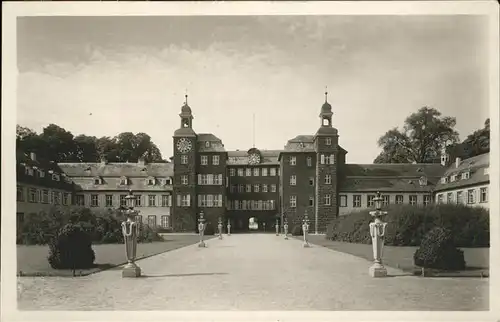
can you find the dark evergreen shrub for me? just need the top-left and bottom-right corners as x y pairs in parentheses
(413, 226), (466, 270)
(291, 225), (303, 236)
(325, 204), (489, 247)
(48, 223), (96, 269)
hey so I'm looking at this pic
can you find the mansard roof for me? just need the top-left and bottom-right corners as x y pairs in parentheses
(197, 133), (227, 152)
(434, 152), (489, 192)
(58, 162), (174, 177)
(227, 150), (281, 165)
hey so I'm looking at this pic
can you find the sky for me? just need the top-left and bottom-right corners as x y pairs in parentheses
(16, 15), (489, 163)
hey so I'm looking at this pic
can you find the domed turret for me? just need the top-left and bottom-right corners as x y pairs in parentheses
(174, 94), (196, 137)
(319, 90), (333, 127)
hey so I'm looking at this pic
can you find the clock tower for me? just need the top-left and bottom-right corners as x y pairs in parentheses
(313, 91), (339, 233)
(172, 95), (198, 231)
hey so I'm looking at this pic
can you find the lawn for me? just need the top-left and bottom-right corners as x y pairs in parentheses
(17, 234), (209, 277)
(302, 235), (489, 277)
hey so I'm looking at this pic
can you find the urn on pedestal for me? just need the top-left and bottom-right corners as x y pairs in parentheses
(302, 211), (311, 248)
(121, 190), (141, 278)
(198, 211), (207, 248)
(368, 191), (388, 277)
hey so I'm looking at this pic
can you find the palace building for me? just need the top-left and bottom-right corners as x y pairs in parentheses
(16, 93), (490, 234)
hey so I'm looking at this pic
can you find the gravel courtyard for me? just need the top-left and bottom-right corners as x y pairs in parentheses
(17, 233), (488, 311)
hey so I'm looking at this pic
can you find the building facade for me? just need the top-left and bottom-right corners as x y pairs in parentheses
(17, 94), (490, 234)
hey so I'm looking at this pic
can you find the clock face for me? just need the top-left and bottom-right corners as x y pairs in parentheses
(176, 138), (192, 153)
(248, 153), (261, 165)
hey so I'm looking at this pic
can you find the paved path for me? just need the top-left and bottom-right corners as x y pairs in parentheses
(17, 234), (488, 310)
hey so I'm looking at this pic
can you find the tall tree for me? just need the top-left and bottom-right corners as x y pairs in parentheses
(452, 118), (490, 160)
(39, 124), (78, 162)
(374, 107), (459, 164)
(74, 135), (99, 162)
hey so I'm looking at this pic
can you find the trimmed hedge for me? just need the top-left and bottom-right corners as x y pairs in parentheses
(326, 204), (489, 247)
(48, 223), (96, 269)
(17, 206), (163, 245)
(413, 227), (466, 270)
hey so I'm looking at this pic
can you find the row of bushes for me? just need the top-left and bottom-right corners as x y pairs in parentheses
(326, 204), (489, 247)
(17, 206), (164, 245)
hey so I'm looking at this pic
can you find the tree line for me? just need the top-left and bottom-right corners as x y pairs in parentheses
(17, 106), (489, 164)
(373, 106), (489, 163)
(16, 124), (166, 163)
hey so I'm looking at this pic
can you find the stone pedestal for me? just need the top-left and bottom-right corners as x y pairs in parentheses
(122, 262), (141, 278)
(198, 240), (206, 248)
(369, 262), (387, 277)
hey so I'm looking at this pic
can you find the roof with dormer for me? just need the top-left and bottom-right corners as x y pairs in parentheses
(196, 133), (227, 152)
(226, 149), (281, 165)
(339, 163), (446, 193)
(57, 162), (174, 192)
(434, 152), (489, 192)
(279, 135), (347, 158)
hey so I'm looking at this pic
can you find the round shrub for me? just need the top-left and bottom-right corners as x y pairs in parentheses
(413, 226), (466, 270)
(48, 223), (96, 269)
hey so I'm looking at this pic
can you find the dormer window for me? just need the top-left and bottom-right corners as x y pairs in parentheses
(205, 141), (210, 148)
(441, 177), (449, 184)
(25, 167), (34, 176)
(52, 173), (60, 181)
(147, 177), (155, 185)
(120, 176), (128, 185)
(450, 174), (457, 182)
(38, 170), (45, 178)
(461, 171), (470, 180)
(484, 167), (489, 175)
(418, 176), (427, 186)
(94, 177), (102, 185)
(325, 137), (332, 145)
(164, 177), (173, 185)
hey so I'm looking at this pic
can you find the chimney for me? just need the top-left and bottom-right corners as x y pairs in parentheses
(455, 157), (461, 168)
(30, 152), (36, 162)
(138, 157), (145, 166)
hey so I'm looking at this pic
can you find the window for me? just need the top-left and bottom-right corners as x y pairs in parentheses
(205, 141), (210, 148)
(270, 168), (277, 176)
(214, 174), (223, 185)
(52, 191), (61, 205)
(253, 168), (259, 176)
(76, 195), (85, 206)
(324, 194), (331, 206)
(135, 195), (142, 207)
(91, 194), (99, 207)
(164, 178), (172, 185)
(423, 195), (431, 206)
(329, 154), (335, 164)
(290, 195), (297, 208)
(290, 156), (296, 165)
(340, 195), (347, 207)
(42, 190), (49, 203)
(148, 195), (156, 207)
(230, 185), (236, 193)
(309, 177), (314, 186)
(456, 191), (464, 204)
(325, 175), (331, 184)
(382, 195), (389, 206)
(206, 195), (214, 207)
(309, 197), (314, 207)
(246, 184), (251, 192)
(307, 157), (312, 167)
(270, 200), (275, 210)
(409, 195), (417, 205)
(395, 195), (403, 204)
(148, 215), (156, 228)
(246, 168), (252, 176)
(419, 176), (428, 185)
(353, 195), (361, 207)
(212, 155), (220, 165)
(17, 186), (24, 201)
(480, 187), (488, 203)
(271, 184), (277, 192)
(106, 195), (113, 207)
(462, 172), (470, 180)
(120, 195), (127, 207)
(238, 184), (244, 193)
(262, 168), (268, 176)
(367, 195), (376, 207)
(467, 189), (475, 204)
(198, 195), (207, 207)
(214, 194), (223, 207)
(26, 167), (34, 176)
(254, 184), (260, 192)
(38, 170), (45, 178)
(147, 178), (155, 185)
(180, 194), (191, 207)
(446, 192), (453, 204)
(181, 175), (188, 185)
(181, 155), (188, 164)
(238, 168), (244, 176)
(94, 178), (101, 185)
(161, 195), (170, 207)
(325, 137), (332, 145)
(201, 155), (208, 165)
(262, 184), (268, 192)
(441, 177), (449, 184)
(450, 175), (457, 182)
(135, 215), (143, 224)
(230, 168), (235, 176)
(437, 194), (444, 204)
(161, 215), (170, 228)
(324, 155), (330, 164)
(120, 177), (128, 185)
(28, 188), (37, 203)
(290, 175), (296, 186)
